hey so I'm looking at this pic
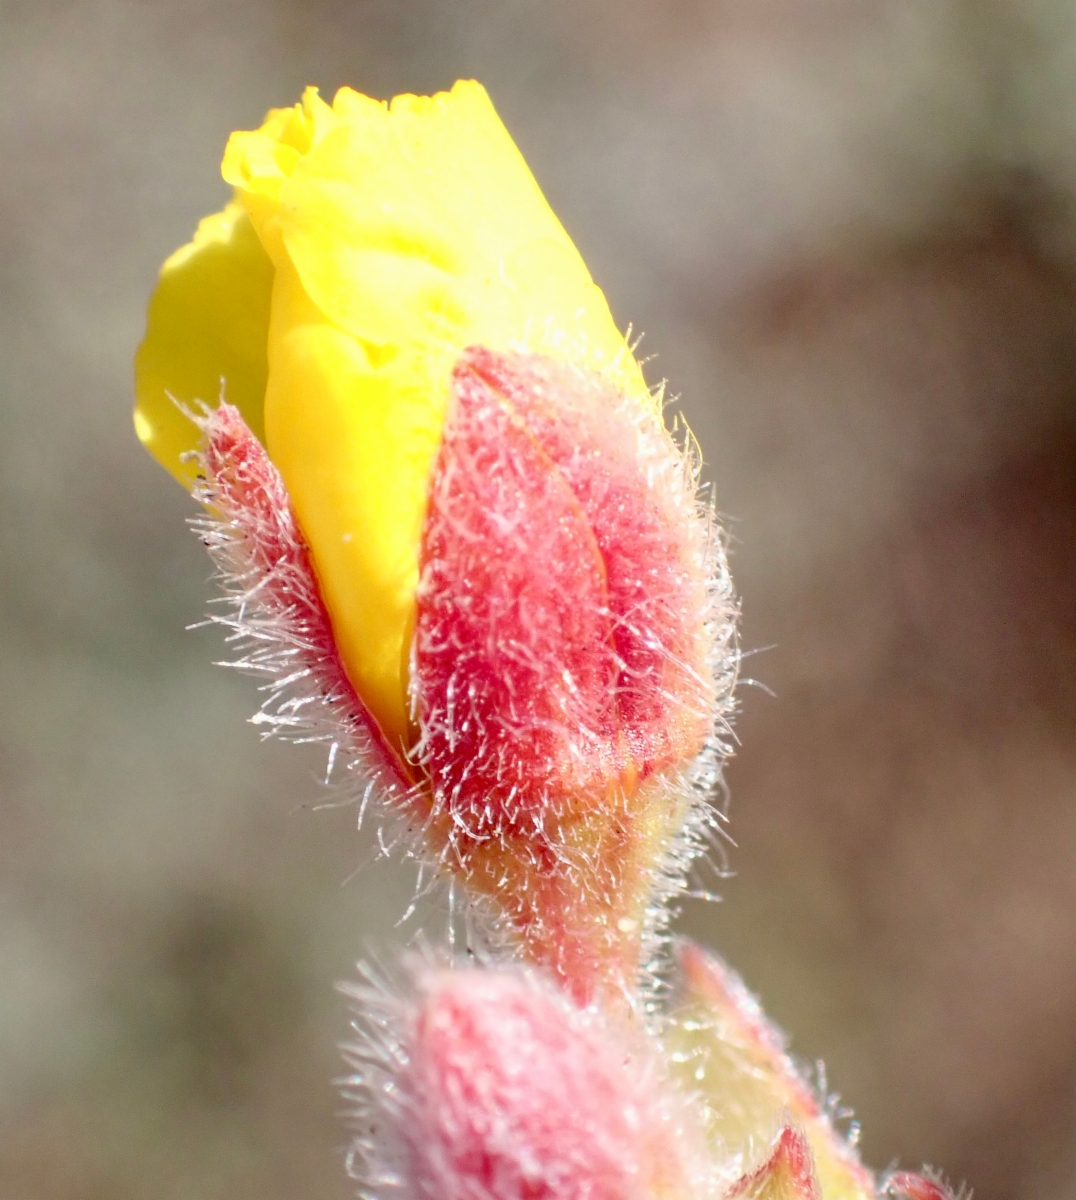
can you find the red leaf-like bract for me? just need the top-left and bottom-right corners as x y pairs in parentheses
(414, 346), (713, 833)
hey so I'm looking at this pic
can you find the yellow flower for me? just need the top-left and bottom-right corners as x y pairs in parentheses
(135, 81), (647, 754)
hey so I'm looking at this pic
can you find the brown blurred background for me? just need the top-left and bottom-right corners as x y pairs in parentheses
(1, 2), (1074, 1198)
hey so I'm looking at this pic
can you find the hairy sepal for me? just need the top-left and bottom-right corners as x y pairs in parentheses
(190, 401), (415, 799)
(665, 942), (873, 1200)
(412, 347), (738, 1005)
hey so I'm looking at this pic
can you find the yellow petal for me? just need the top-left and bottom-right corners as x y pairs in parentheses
(133, 200), (273, 486)
(264, 259), (442, 752)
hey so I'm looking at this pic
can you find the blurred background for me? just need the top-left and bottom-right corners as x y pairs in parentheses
(2, 1), (1074, 1197)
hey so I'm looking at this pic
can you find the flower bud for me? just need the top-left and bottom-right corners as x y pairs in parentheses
(344, 965), (710, 1200)
(666, 943), (873, 1200)
(135, 81), (737, 1005)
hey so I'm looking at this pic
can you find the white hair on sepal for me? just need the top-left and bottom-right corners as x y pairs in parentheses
(181, 401), (441, 862)
(619, 376), (741, 1015)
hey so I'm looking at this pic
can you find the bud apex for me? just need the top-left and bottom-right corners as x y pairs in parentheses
(884, 1172), (961, 1200)
(729, 1128), (821, 1200)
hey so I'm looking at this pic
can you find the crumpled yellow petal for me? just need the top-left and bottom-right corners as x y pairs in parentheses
(133, 200), (273, 486)
(218, 80), (648, 751)
(225, 83), (643, 375)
